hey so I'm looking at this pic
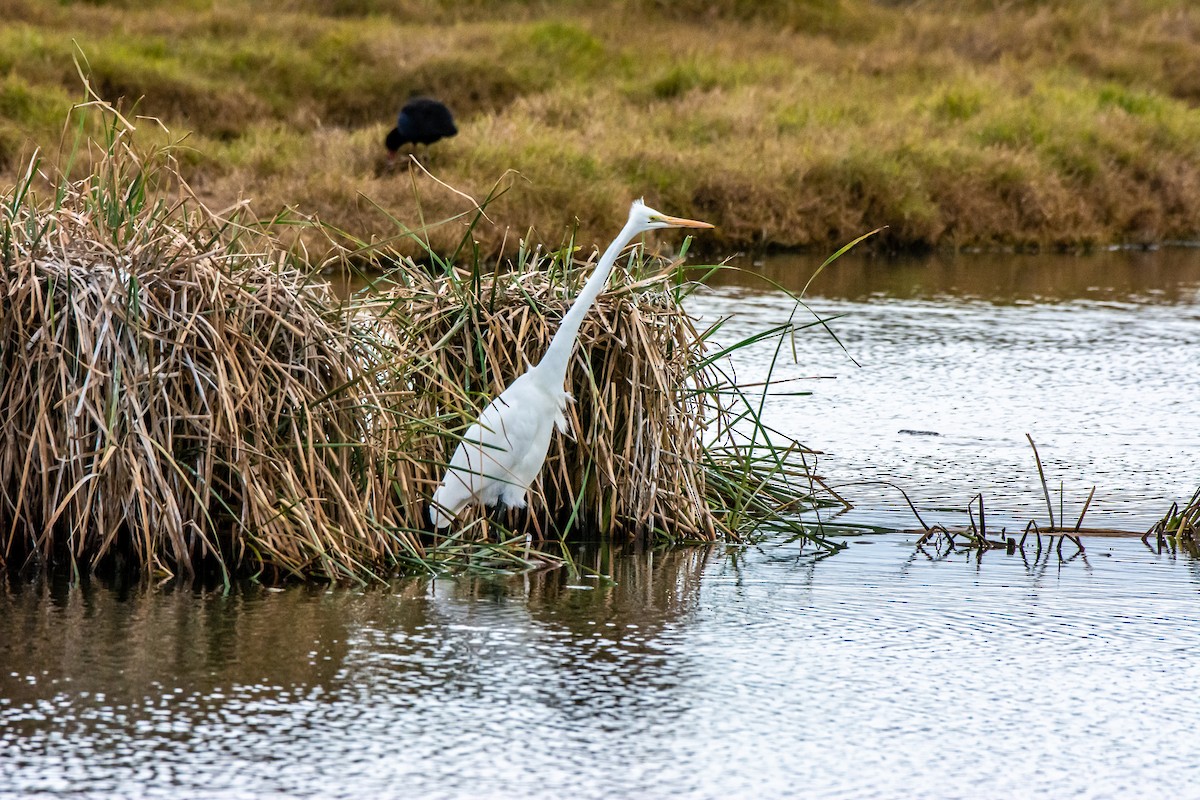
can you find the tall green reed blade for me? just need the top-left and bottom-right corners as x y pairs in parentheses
(684, 230), (880, 547)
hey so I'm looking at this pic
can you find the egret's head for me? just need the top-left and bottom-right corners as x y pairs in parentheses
(628, 198), (714, 232)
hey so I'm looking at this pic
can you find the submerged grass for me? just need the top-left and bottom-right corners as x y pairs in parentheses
(0, 102), (846, 582)
(910, 437), (1120, 562)
(1145, 487), (1200, 553)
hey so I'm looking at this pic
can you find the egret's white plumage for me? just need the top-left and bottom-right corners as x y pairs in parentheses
(429, 199), (713, 528)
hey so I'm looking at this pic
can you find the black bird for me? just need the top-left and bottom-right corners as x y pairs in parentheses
(385, 97), (457, 162)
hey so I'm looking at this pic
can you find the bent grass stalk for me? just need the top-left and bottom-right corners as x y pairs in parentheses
(912, 436), (1099, 561)
(1144, 487), (1200, 553)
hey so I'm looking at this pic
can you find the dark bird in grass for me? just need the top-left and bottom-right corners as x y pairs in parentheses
(385, 97), (457, 163)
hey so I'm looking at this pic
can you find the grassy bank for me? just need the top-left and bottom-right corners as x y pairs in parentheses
(1, 1), (1199, 256)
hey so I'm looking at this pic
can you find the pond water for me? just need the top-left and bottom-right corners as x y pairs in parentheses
(699, 247), (1200, 533)
(5, 537), (1200, 799)
(4, 249), (1200, 799)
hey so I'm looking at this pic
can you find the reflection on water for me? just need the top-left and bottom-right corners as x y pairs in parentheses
(4, 538), (1200, 799)
(718, 247), (1200, 304)
(695, 248), (1200, 531)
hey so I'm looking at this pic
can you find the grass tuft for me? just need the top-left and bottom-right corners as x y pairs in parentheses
(1144, 487), (1200, 553)
(0, 102), (419, 583)
(350, 206), (847, 546)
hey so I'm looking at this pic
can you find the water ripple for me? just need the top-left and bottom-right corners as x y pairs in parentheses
(687, 289), (1200, 532)
(4, 539), (1200, 799)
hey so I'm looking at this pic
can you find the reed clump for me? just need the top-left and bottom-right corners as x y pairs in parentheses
(359, 234), (843, 551)
(0, 116), (419, 582)
(0, 104), (842, 581)
(1145, 487), (1200, 551)
(336, 191), (850, 562)
(364, 243), (719, 541)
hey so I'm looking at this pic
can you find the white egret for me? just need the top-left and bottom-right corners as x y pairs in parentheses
(429, 199), (713, 528)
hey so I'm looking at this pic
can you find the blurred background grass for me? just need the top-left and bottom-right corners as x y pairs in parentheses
(1, 0), (1198, 256)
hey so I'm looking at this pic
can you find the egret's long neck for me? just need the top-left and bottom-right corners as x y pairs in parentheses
(533, 218), (640, 385)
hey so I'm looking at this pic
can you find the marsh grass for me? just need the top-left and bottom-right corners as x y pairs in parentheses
(348, 188), (848, 550)
(1144, 487), (1200, 552)
(912, 437), (1108, 562)
(0, 105), (422, 583)
(0, 100), (848, 582)
(367, 255), (718, 540)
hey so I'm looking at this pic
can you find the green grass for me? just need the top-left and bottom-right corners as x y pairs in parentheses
(0, 1), (1198, 257)
(1145, 486), (1200, 553)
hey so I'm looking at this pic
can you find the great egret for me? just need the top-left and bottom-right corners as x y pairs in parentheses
(386, 97), (457, 162)
(429, 200), (714, 528)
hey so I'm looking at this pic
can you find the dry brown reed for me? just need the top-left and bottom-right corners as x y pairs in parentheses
(362, 244), (721, 541)
(0, 100), (843, 582)
(0, 120), (418, 582)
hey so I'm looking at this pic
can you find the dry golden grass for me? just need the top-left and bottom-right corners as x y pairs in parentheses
(0, 120), (420, 582)
(364, 243), (720, 541)
(3, 1), (1200, 257)
(0, 103), (840, 582)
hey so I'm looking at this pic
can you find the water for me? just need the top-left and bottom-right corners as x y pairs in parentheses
(4, 538), (1200, 799)
(699, 247), (1200, 532)
(4, 250), (1200, 799)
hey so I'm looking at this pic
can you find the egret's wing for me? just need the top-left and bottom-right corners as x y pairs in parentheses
(430, 373), (568, 526)
(431, 384), (537, 519)
(471, 386), (544, 475)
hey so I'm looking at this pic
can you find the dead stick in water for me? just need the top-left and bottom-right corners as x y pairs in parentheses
(978, 493), (986, 540)
(1075, 486), (1096, 532)
(1026, 433), (1056, 529)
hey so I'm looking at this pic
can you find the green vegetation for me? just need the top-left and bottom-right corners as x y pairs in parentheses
(1, 1), (1198, 256)
(1146, 487), (1200, 552)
